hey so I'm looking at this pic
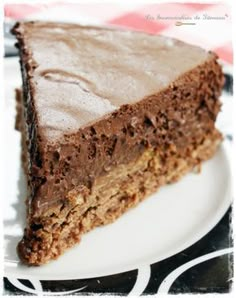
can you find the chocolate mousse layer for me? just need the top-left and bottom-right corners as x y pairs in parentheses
(12, 21), (224, 265)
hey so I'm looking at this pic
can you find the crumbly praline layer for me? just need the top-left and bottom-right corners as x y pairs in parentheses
(16, 45), (224, 217)
(18, 129), (222, 265)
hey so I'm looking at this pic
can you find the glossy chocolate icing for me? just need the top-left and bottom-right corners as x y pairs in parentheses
(12, 22), (224, 216)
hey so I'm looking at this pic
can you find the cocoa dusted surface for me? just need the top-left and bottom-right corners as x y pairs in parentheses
(12, 22), (224, 218)
(12, 21), (211, 140)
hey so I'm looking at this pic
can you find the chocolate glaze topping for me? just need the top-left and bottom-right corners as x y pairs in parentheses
(12, 22), (224, 216)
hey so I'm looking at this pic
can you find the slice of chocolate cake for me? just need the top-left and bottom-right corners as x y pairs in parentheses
(12, 21), (224, 265)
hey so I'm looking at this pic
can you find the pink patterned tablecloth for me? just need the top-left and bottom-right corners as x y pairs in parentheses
(4, 2), (233, 64)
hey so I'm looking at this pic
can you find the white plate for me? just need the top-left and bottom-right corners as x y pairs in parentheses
(3, 57), (232, 280)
